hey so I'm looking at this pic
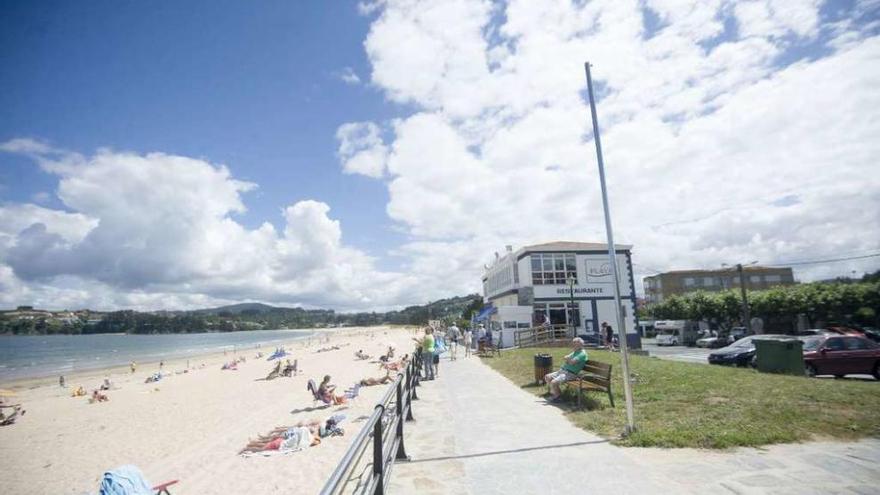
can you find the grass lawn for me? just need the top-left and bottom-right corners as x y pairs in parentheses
(482, 347), (880, 448)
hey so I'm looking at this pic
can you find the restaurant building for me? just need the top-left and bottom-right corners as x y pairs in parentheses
(481, 241), (641, 349)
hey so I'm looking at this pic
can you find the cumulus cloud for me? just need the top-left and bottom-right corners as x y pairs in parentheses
(349, 0), (880, 292)
(336, 122), (389, 178)
(0, 143), (419, 311)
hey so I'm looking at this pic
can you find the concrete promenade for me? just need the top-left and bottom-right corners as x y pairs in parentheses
(389, 353), (880, 494)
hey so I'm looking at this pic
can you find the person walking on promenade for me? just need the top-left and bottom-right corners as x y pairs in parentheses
(544, 338), (588, 403)
(446, 323), (461, 360)
(602, 322), (614, 350)
(413, 327), (436, 380)
(463, 327), (472, 357)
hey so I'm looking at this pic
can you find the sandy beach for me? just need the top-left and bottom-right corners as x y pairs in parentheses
(0, 325), (421, 494)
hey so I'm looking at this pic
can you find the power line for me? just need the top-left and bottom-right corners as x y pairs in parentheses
(766, 252), (880, 267)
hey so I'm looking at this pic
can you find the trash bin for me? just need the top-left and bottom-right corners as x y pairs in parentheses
(534, 354), (553, 384)
(754, 338), (804, 375)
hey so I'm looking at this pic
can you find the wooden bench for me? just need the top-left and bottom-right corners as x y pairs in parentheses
(564, 360), (614, 409)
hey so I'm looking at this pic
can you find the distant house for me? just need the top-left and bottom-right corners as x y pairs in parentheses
(643, 266), (795, 304)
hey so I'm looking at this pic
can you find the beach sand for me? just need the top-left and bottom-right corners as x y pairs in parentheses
(0, 325), (421, 494)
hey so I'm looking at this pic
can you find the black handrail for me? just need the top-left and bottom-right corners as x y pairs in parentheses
(320, 347), (423, 495)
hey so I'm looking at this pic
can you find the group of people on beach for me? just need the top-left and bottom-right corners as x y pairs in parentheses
(412, 321), (483, 380)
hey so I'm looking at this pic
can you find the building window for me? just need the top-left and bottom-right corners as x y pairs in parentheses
(750, 275), (761, 283)
(765, 274), (782, 283)
(703, 277), (714, 287)
(684, 277), (696, 287)
(531, 253), (577, 285)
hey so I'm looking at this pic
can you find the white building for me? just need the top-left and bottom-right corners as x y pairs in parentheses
(481, 241), (641, 349)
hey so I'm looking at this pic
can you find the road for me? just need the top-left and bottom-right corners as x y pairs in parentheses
(640, 338), (876, 380)
(641, 338), (713, 364)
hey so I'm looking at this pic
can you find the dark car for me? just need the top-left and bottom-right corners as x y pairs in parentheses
(801, 335), (880, 379)
(795, 329), (835, 337)
(707, 335), (787, 367)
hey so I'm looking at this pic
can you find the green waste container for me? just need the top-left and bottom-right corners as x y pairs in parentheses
(534, 354), (553, 385)
(754, 338), (804, 375)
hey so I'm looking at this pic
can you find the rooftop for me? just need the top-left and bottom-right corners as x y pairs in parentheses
(646, 266), (792, 277)
(520, 241), (632, 252)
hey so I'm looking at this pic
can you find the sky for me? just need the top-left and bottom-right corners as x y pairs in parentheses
(1, 0), (878, 312)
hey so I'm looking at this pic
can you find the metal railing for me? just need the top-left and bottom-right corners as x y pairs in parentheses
(320, 347), (423, 495)
(513, 324), (573, 348)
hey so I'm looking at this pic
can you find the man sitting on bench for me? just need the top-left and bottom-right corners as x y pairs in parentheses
(544, 338), (588, 403)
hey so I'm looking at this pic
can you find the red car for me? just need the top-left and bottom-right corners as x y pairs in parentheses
(801, 335), (880, 379)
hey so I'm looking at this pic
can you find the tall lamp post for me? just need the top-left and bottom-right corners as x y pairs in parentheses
(584, 62), (636, 435)
(567, 276), (577, 339)
(722, 261), (758, 334)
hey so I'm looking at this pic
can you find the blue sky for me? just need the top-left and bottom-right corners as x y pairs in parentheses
(0, 0), (878, 311)
(1, 0), (407, 267)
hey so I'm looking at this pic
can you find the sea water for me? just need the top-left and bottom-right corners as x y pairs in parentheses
(0, 329), (317, 382)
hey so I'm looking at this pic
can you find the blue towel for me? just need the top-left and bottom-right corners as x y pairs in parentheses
(99, 465), (153, 495)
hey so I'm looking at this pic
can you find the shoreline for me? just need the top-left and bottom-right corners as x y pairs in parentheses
(0, 324), (422, 494)
(0, 328), (344, 389)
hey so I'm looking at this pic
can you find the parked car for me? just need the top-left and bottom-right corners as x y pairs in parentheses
(795, 329), (836, 337)
(696, 336), (726, 348)
(862, 327), (880, 343)
(801, 335), (880, 379)
(825, 325), (865, 336)
(728, 326), (750, 342)
(707, 335), (787, 367)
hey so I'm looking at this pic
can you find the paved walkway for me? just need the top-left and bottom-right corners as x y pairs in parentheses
(390, 355), (880, 494)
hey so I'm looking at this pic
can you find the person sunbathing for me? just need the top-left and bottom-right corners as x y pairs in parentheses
(90, 390), (109, 403)
(0, 404), (25, 426)
(281, 359), (297, 377)
(354, 350), (371, 360)
(265, 361), (282, 380)
(239, 424), (322, 454)
(318, 375), (347, 405)
(99, 378), (112, 391)
(359, 372), (393, 387)
(71, 386), (86, 397)
(380, 354), (410, 372)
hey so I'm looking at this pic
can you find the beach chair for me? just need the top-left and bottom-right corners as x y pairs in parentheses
(153, 480), (179, 495)
(307, 379), (332, 407)
(343, 383), (362, 403)
(0, 405), (23, 426)
(99, 465), (178, 495)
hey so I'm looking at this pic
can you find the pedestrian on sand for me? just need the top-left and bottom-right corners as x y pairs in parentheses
(463, 327), (472, 357)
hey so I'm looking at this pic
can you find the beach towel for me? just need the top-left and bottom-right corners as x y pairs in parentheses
(99, 465), (153, 495)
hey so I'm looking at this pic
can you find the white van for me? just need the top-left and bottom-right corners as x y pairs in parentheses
(654, 320), (701, 346)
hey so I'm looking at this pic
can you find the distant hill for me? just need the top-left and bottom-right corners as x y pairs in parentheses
(0, 294), (485, 334)
(190, 302), (281, 315)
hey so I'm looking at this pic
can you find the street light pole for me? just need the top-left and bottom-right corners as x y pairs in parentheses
(737, 264), (751, 334)
(584, 62), (636, 435)
(568, 276), (576, 338)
